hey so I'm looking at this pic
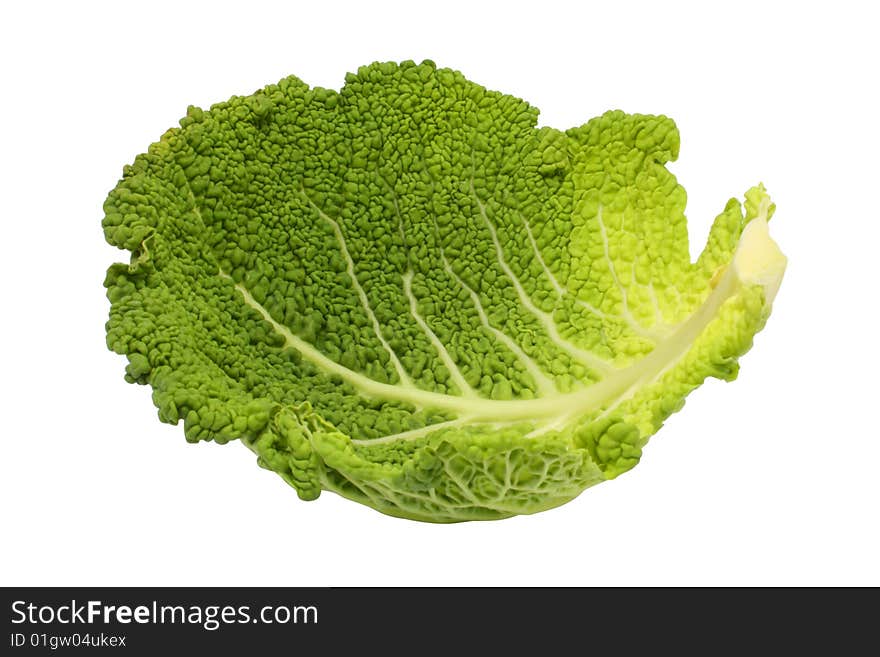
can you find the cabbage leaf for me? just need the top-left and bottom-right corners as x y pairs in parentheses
(103, 60), (785, 521)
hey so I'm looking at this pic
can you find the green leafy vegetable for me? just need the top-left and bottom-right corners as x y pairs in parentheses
(103, 60), (785, 522)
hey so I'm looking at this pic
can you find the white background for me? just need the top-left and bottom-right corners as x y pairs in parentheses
(2, 1), (877, 586)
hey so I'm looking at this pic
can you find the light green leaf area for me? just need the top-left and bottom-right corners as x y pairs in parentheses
(103, 60), (785, 522)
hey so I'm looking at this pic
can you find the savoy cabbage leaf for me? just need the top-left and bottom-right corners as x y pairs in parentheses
(103, 60), (785, 521)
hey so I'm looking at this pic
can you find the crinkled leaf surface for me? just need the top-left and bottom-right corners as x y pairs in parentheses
(103, 60), (785, 522)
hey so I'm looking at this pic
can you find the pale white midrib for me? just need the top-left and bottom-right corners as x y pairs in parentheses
(402, 270), (478, 398)
(222, 252), (739, 426)
(301, 192), (414, 388)
(470, 182), (614, 375)
(524, 261), (740, 438)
